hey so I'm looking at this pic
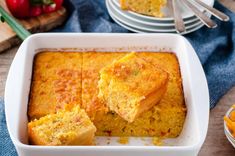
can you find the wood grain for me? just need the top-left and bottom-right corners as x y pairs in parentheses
(219, 0), (235, 12)
(0, 0), (235, 155)
(0, 1), (67, 53)
(199, 87), (235, 155)
(0, 47), (16, 96)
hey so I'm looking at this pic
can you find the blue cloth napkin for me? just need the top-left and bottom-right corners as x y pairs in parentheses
(0, 98), (17, 156)
(1, 0), (235, 155)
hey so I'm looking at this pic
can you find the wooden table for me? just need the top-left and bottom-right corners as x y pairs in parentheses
(0, 0), (235, 155)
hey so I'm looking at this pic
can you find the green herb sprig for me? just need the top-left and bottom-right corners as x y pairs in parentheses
(0, 6), (31, 40)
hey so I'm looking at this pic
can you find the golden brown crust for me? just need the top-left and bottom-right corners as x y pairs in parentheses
(28, 52), (82, 120)
(119, 0), (167, 17)
(28, 106), (96, 146)
(82, 52), (127, 120)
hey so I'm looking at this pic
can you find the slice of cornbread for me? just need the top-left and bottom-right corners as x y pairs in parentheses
(28, 106), (96, 146)
(120, 0), (166, 17)
(82, 52), (127, 120)
(98, 53), (169, 122)
(28, 52), (82, 120)
(94, 52), (186, 138)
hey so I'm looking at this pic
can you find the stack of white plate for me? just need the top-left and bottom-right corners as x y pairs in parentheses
(106, 0), (214, 34)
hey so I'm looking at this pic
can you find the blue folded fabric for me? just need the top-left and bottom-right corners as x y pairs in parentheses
(0, 98), (17, 156)
(1, 0), (235, 155)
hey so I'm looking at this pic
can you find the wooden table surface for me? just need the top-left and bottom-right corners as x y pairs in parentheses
(0, 0), (235, 155)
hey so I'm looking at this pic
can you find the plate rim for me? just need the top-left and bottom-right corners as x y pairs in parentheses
(109, 11), (204, 34)
(111, 0), (214, 21)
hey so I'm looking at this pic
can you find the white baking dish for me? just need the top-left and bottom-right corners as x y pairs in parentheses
(5, 33), (209, 156)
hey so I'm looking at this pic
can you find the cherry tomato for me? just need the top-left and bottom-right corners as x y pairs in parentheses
(6, 0), (63, 18)
(30, 6), (42, 17)
(42, 3), (56, 14)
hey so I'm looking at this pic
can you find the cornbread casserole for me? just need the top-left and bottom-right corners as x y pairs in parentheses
(28, 105), (96, 145)
(98, 53), (169, 122)
(120, 0), (167, 17)
(28, 51), (186, 141)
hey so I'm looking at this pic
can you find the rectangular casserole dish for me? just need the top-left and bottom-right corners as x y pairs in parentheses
(5, 33), (209, 156)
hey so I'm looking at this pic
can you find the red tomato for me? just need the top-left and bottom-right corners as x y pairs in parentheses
(30, 6), (42, 17)
(6, 0), (30, 18)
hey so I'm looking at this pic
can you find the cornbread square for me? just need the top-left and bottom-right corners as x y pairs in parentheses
(82, 52), (127, 120)
(28, 106), (96, 146)
(32, 52), (82, 81)
(120, 0), (166, 17)
(28, 52), (82, 120)
(98, 53), (169, 122)
(95, 52), (186, 138)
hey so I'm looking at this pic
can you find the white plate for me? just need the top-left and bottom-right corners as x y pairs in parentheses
(112, 0), (214, 21)
(5, 33), (209, 156)
(111, 13), (204, 34)
(107, 0), (202, 31)
(107, 0), (204, 34)
(109, 0), (200, 26)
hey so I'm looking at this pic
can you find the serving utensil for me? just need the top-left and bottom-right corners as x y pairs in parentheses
(194, 0), (229, 21)
(169, 0), (186, 33)
(181, 0), (217, 28)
